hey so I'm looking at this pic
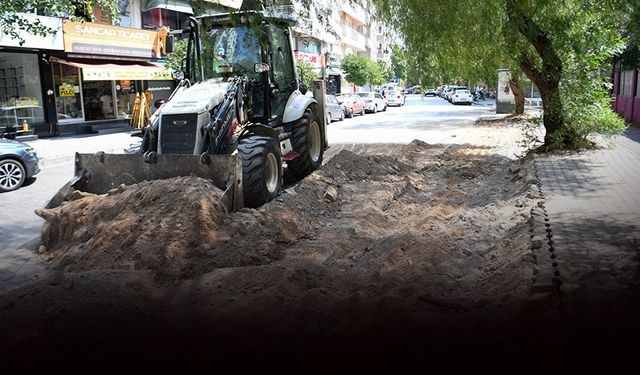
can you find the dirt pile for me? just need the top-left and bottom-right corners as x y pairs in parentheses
(36, 177), (314, 278)
(2, 135), (546, 358)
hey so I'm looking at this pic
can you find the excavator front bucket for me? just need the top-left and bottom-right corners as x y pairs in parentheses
(46, 152), (244, 212)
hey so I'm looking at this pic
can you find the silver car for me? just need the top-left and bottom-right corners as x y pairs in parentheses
(326, 95), (345, 122)
(0, 139), (40, 192)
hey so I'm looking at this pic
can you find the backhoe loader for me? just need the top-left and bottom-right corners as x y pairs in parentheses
(48, 9), (328, 211)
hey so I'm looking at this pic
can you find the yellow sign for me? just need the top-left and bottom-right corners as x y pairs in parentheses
(15, 97), (40, 107)
(82, 67), (173, 81)
(59, 85), (76, 97)
(63, 20), (165, 58)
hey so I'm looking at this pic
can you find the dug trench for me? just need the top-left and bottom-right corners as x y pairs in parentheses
(0, 130), (565, 364)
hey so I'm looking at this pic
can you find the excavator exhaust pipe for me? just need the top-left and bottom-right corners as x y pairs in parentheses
(46, 152), (244, 212)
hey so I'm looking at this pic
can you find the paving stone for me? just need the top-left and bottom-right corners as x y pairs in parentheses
(535, 127), (640, 307)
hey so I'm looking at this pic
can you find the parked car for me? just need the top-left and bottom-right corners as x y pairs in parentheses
(0, 139), (39, 192)
(326, 95), (345, 122)
(357, 92), (387, 113)
(451, 89), (474, 105)
(445, 86), (467, 101)
(337, 94), (365, 117)
(423, 88), (437, 97)
(386, 90), (406, 106)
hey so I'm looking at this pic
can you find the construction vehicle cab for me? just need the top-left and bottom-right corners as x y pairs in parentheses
(48, 10), (328, 211)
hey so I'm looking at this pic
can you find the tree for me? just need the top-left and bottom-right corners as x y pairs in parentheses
(390, 44), (407, 81)
(378, 60), (393, 82)
(165, 38), (188, 71)
(368, 59), (385, 86)
(341, 54), (371, 88)
(296, 60), (320, 89)
(372, 0), (630, 149)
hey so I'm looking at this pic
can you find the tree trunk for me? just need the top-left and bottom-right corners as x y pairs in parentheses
(508, 79), (525, 115)
(537, 83), (565, 146)
(506, 1), (565, 148)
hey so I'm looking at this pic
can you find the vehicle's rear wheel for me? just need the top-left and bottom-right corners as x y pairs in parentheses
(288, 106), (323, 179)
(237, 136), (282, 208)
(0, 159), (25, 193)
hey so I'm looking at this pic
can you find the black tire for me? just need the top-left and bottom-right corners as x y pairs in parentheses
(237, 136), (282, 208)
(288, 107), (323, 179)
(383, 104), (387, 111)
(347, 109), (353, 118)
(0, 159), (26, 193)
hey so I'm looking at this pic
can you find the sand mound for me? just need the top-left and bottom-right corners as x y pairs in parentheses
(36, 176), (313, 278)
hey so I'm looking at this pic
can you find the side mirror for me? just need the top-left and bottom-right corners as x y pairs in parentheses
(165, 34), (174, 54)
(154, 99), (165, 109)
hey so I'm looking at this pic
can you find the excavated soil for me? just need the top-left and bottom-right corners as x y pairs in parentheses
(1, 121), (551, 362)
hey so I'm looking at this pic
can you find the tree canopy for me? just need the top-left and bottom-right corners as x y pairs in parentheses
(341, 54), (384, 87)
(0, 0), (120, 44)
(372, 0), (633, 149)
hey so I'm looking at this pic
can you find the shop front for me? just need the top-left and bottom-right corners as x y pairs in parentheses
(50, 20), (173, 134)
(50, 56), (173, 134)
(0, 14), (64, 137)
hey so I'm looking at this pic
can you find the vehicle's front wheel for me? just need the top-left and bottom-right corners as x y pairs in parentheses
(237, 136), (282, 208)
(288, 106), (324, 179)
(0, 159), (25, 193)
(347, 109), (353, 118)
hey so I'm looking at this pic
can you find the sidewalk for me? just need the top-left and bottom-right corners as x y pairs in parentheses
(535, 126), (640, 336)
(24, 131), (140, 167)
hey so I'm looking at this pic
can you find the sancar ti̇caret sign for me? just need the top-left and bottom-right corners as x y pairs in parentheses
(63, 21), (164, 59)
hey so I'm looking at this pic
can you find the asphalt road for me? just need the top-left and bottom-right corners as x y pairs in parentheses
(0, 95), (494, 252)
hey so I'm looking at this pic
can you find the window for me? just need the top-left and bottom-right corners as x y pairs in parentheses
(269, 24), (295, 119)
(0, 52), (45, 127)
(202, 26), (265, 81)
(636, 71), (640, 98)
(52, 61), (82, 122)
(378, 25), (383, 34)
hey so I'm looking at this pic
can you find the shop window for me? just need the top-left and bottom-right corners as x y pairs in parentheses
(0, 53), (45, 127)
(82, 81), (116, 121)
(52, 62), (83, 122)
(116, 80), (136, 118)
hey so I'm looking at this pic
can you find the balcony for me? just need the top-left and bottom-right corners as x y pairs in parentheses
(340, 2), (367, 25)
(339, 25), (366, 52)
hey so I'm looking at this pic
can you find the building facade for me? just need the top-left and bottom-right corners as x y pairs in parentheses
(0, 0), (239, 137)
(613, 64), (640, 126)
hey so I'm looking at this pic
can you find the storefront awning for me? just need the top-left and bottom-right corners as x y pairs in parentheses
(144, 0), (194, 15)
(51, 57), (174, 81)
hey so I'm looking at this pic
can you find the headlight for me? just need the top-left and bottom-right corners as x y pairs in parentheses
(27, 149), (37, 157)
